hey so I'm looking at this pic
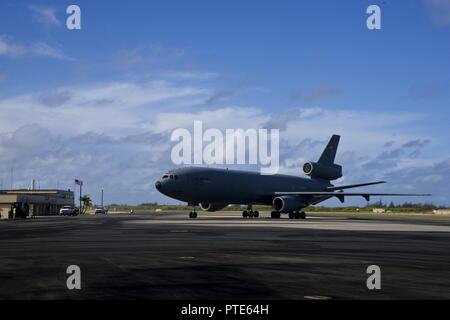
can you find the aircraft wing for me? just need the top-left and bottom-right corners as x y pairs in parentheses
(273, 191), (431, 202)
(327, 181), (386, 191)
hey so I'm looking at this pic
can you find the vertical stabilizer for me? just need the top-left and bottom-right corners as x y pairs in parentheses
(318, 134), (340, 165)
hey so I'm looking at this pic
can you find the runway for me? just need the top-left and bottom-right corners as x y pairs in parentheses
(1, 211), (450, 299)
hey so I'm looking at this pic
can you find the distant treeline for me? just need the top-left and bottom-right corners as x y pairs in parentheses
(366, 200), (446, 210)
(305, 201), (447, 213)
(106, 201), (448, 213)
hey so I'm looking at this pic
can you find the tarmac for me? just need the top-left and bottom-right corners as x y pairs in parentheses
(1, 211), (450, 299)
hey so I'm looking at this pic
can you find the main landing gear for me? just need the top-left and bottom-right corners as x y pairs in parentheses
(270, 211), (281, 219)
(270, 210), (306, 219)
(188, 204), (197, 219)
(242, 205), (259, 218)
(288, 210), (306, 219)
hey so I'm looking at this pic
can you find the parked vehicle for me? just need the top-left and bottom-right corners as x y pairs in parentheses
(59, 206), (77, 216)
(95, 207), (108, 215)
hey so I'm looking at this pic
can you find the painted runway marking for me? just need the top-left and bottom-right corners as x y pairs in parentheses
(304, 295), (333, 300)
(125, 218), (450, 232)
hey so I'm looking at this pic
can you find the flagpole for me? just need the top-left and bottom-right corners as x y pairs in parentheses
(79, 183), (82, 214)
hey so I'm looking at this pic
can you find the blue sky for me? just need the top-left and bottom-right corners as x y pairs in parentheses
(0, 0), (449, 205)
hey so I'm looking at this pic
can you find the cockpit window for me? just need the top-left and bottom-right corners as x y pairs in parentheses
(162, 173), (178, 180)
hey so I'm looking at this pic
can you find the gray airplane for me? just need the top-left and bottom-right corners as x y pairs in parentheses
(155, 134), (430, 219)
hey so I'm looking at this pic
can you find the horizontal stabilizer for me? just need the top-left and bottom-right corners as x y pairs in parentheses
(327, 181), (386, 191)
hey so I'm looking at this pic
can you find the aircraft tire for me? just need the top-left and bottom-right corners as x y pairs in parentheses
(254, 211), (259, 218)
(288, 212), (294, 219)
(271, 211), (281, 219)
(300, 211), (306, 219)
(189, 211), (197, 219)
(248, 211), (254, 218)
(242, 210), (248, 218)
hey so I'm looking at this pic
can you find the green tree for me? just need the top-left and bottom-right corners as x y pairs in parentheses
(81, 194), (92, 214)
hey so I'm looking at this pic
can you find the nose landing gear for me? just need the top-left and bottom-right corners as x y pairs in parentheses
(188, 203), (198, 219)
(189, 211), (197, 218)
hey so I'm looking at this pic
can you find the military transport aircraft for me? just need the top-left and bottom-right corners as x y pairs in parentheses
(155, 134), (430, 219)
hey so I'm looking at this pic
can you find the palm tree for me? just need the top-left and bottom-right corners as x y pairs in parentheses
(80, 194), (92, 214)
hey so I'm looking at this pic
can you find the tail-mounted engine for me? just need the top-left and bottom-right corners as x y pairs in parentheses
(303, 161), (342, 181)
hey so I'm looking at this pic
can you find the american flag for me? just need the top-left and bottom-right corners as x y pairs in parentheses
(75, 179), (83, 186)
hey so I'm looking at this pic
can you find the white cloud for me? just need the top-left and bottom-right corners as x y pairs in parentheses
(0, 36), (25, 56)
(151, 107), (267, 132)
(163, 70), (219, 80)
(0, 35), (74, 61)
(425, 0), (450, 27)
(280, 108), (425, 156)
(0, 79), (211, 138)
(0, 74), (447, 205)
(28, 5), (60, 26)
(31, 42), (75, 61)
(112, 44), (188, 69)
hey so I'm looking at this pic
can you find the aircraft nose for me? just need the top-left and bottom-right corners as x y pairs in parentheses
(155, 181), (162, 190)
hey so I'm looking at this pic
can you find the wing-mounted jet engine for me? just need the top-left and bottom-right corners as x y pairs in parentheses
(199, 203), (228, 212)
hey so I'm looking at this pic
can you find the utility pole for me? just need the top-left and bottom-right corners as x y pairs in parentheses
(75, 179), (83, 214)
(101, 188), (104, 208)
(10, 167), (13, 189)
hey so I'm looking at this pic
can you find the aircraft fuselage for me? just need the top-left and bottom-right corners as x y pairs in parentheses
(155, 166), (330, 207)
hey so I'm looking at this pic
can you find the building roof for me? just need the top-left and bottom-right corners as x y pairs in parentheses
(0, 189), (73, 195)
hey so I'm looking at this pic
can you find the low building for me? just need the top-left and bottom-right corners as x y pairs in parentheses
(0, 189), (75, 219)
(433, 209), (450, 215)
(372, 208), (386, 214)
